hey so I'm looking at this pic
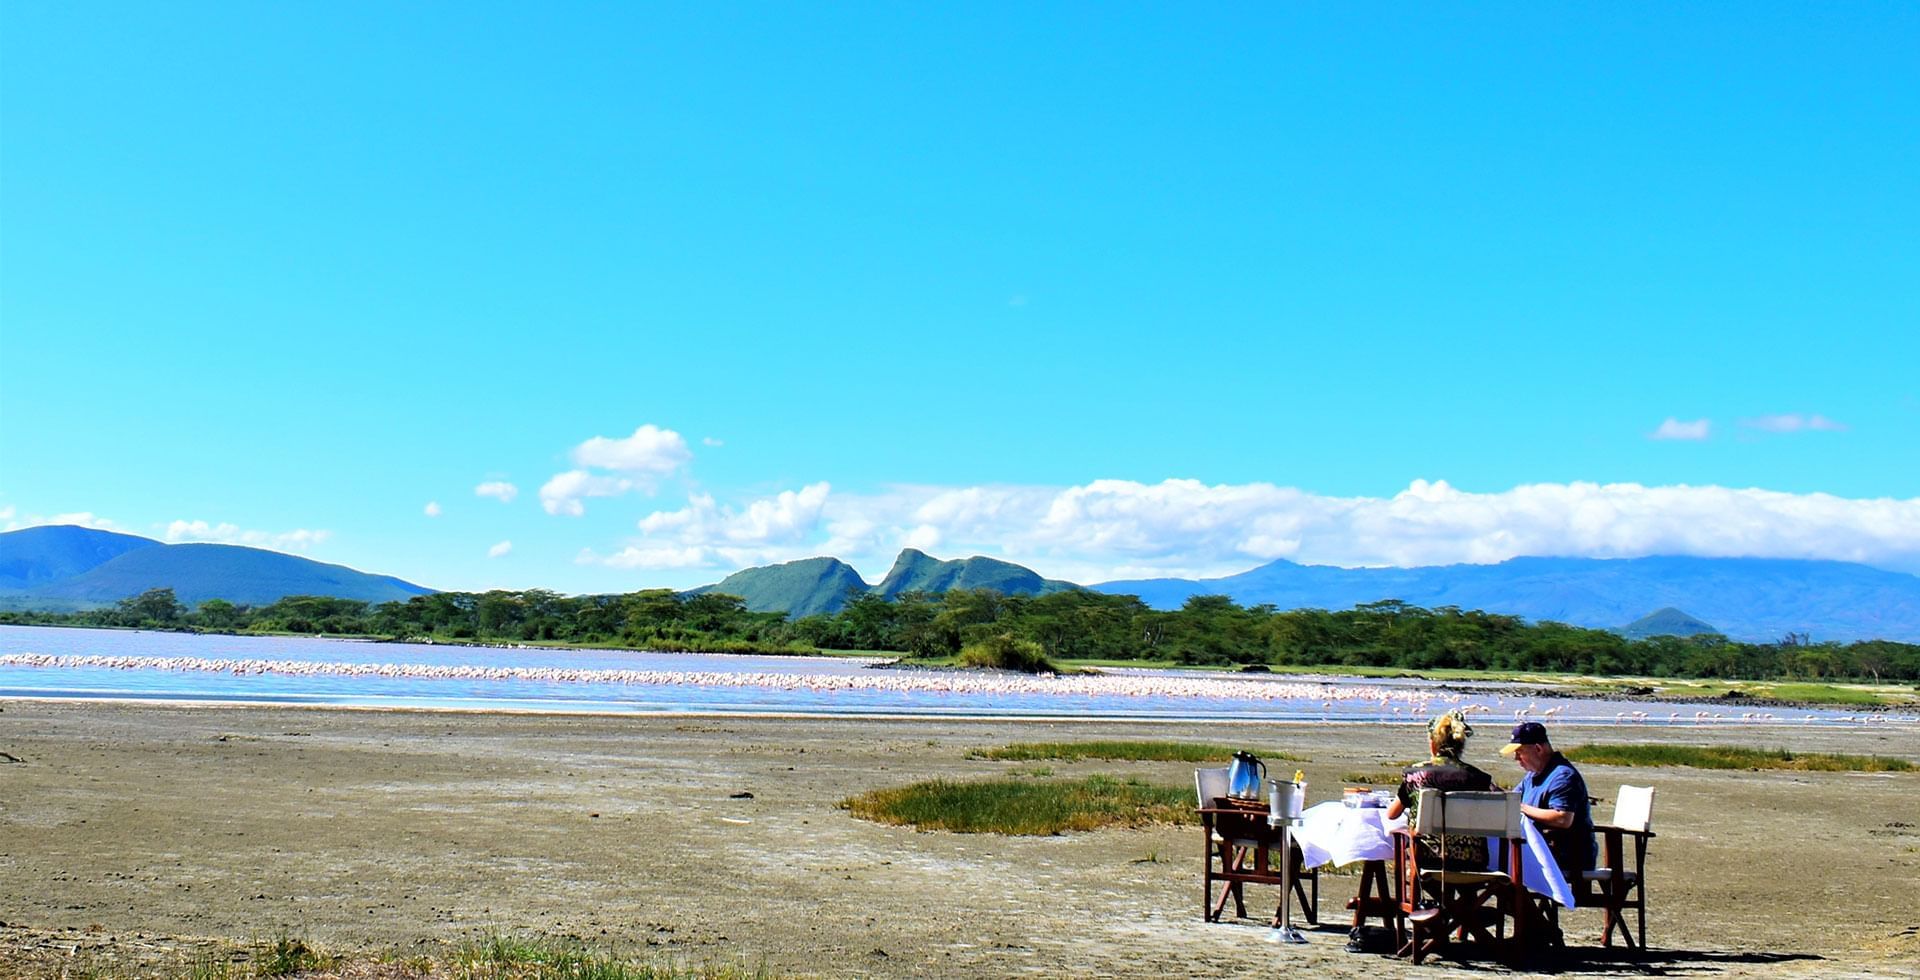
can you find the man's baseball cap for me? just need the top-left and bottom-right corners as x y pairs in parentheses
(1499, 721), (1549, 756)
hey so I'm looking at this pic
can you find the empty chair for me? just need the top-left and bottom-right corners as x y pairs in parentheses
(1195, 767), (1317, 925)
(1583, 785), (1656, 949)
(1395, 789), (1527, 965)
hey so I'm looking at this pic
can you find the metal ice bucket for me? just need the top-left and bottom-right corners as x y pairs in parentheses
(1268, 779), (1305, 823)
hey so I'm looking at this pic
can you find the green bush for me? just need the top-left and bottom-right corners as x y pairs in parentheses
(958, 632), (1057, 673)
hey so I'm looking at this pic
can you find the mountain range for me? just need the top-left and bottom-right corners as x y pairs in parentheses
(0, 525), (433, 609)
(1092, 555), (1920, 643)
(690, 548), (1078, 617)
(7, 524), (1918, 642)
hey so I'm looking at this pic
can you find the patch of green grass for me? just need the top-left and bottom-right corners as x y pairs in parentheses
(1742, 682), (1892, 706)
(969, 740), (1306, 763)
(1339, 771), (1405, 786)
(181, 937), (336, 976)
(1566, 743), (1913, 772)
(1558, 677), (1917, 708)
(256, 937), (331, 977)
(182, 937), (336, 979)
(841, 775), (1196, 835)
(454, 935), (767, 979)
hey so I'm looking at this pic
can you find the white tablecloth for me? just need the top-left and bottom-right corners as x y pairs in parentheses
(1292, 801), (1402, 867)
(1288, 801), (1577, 908)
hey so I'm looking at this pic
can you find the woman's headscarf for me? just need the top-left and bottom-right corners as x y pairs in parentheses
(1427, 708), (1474, 759)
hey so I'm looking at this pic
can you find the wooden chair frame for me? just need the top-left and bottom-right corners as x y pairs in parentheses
(1392, 789), (1528, 966)
(1197, 802), (1319, 926)
(1583, 785), (1655, 949)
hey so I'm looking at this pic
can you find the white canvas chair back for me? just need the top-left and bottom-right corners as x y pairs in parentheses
(1414, 789), (1523, 838)
(1612, 785), (1655, 833)
(1195, 767), (1230, 807)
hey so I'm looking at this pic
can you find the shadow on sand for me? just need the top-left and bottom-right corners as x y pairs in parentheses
(1305, 922), (1826, 975)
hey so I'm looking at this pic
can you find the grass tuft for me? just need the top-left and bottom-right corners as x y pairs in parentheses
(1566, 743), (1913, 772)
(1339, 771), (1405, 786)
(453, 935), (768, 979)
(841, 775), (1196, 835)
(970, 740), (1306, 763)
(256, 937), (330, 977)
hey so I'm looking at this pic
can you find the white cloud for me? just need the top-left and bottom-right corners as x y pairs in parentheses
(424, 501), (442, 517)
(1743, 413), (1848, 433)
(487, 540), (513, 558)
(637, 483), (830, 545)
(702, 437), (724, 447)
(571, 424), (692, 474)
(164, 520), (332, 552)
(585, 478), (1920, 583)
(904, 524), (943, 551)
(2, 510), (119, 532)
(588, 545), (713, 569)
(539, 470), (636, 516)
(537, 425), (694, 516)
(475, 481), (519, 503)
(1649, 417), (1711, 441)
(582, 483), (834, 570)
(44, 512), (122, 530)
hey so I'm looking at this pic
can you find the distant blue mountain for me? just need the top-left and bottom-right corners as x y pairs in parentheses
(0, 526), (434, 608)
(1093, 556), (1920, 643)
(0, 525), (160, 590)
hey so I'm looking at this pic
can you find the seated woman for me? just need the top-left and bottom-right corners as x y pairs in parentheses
(1385, 709), (1494, 871)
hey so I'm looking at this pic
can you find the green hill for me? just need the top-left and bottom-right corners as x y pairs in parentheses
(694, 556), (871, 618)
(1618, 606), (1723, 639)
(690, 550), (1080, 617)
(0, 526), (433, 607)
(873, 548), (1080, 599)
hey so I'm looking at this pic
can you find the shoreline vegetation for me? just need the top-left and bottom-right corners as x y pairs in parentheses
(3, 586), (1918, 707)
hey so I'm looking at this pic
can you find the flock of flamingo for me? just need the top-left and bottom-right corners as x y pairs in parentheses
(0, 651), (1898, 726)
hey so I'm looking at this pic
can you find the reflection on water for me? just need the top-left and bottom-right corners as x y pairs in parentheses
(1, 625), (1906, 726)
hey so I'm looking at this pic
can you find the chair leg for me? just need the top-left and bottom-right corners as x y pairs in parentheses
(1208, 875), (1237, 922)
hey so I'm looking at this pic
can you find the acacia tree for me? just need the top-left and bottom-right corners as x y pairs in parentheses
(116, 588), (184, 626)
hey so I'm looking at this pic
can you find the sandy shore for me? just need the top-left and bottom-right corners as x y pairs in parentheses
(1, 699), (1915, 977)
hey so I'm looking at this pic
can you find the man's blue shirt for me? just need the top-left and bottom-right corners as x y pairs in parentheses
(1517, 752), (1597, 886)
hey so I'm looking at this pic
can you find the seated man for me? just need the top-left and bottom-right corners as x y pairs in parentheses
(1501, 721), (1596, 933)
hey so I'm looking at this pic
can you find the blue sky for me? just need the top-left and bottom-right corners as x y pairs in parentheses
(4, 3), (1917, 592)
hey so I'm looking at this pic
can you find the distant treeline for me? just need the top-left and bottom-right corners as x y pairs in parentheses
(5, 586), (1918, 683)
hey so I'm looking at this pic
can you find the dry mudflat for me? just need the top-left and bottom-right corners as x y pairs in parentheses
(1, 699), (1916, 978)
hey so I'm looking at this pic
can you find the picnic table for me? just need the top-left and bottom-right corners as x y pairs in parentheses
(1289, 799), (1578, 939)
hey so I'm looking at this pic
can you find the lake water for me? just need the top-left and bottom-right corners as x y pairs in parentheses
(0, 624), (1903, 727)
